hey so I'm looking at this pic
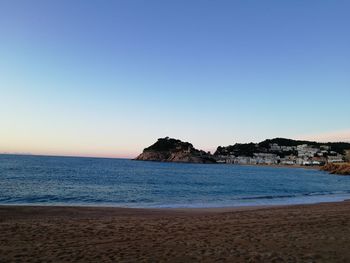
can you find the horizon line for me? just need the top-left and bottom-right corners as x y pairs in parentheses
(0, 153), (134, 160)
(1, 136), (349, 160)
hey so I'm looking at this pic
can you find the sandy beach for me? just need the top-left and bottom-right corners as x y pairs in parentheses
(1, 202), (350, 262)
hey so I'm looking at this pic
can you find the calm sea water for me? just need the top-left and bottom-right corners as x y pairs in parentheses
(1, 154), (350, 208)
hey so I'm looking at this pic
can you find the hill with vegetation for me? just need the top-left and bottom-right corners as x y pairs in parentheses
(215, 138), (350, 158)
(135, 137), (216, 164)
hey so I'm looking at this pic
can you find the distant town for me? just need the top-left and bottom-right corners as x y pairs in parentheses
(215, 141), (347, 166)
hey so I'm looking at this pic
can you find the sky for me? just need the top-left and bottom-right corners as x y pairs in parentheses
(0, 0), (349, 158)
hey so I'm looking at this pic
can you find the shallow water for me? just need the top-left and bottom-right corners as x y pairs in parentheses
(1, 154), (350, 208)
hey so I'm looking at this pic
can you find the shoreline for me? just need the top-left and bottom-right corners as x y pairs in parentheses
(1, 189), (350, 209)
(228, 163), (321, 170)
(1, 201), (350, 262)
(1, 196), (350, 214)
(0, 198), (349, 213)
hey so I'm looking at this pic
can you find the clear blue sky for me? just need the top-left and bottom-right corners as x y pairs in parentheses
(1, 0), (349, 157)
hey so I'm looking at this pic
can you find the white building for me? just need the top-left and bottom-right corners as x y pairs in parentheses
(328, 155), (344, 163)
(269, 143), (281, 151)
(253, 153), (279, 165)
(297, 144), (319, 158)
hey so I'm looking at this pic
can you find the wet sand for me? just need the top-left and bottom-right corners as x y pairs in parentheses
(1, 202), (350, 262)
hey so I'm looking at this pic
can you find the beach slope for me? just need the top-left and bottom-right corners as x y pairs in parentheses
(1, 202), (350, 262)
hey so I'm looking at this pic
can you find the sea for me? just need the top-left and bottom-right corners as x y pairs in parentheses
(1, 154), (350, 208)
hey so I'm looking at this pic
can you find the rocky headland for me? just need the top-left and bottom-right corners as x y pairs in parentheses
(321, 163), (350, 175)
(135, 137), (216, 164)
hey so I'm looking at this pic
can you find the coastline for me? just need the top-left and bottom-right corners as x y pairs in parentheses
(2, 201), (350, 262)
(226, 163), (321, 170)
(135, 158), (321, 169)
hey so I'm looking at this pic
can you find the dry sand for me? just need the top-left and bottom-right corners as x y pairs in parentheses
(1, 202), (350, 262)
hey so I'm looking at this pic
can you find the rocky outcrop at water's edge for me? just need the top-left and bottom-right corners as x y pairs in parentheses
(135, 137), (216, 164)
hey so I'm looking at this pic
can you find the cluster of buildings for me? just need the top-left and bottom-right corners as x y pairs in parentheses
(216, 143), (345, 166)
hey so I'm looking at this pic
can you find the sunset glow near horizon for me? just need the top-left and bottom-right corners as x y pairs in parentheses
(1, 1), (350, 158)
